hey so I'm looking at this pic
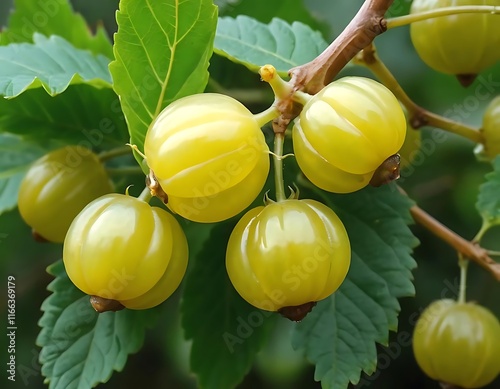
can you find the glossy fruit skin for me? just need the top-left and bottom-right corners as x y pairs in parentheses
(18, 146), (113, 243)
(63, 194), (188, 310)
(144, 93), (270, 223)
(413, 299), (500, 388)
(479, 95), (500, 160)
(226, 199), (351, 311)
(292, 77), (406, 193)
(410, 0), (500, 76)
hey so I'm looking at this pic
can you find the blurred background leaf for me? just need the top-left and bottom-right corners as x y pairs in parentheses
(0, 134), (55, 215)
(0, 0), (112, 57)
(476, 156), (500, 228)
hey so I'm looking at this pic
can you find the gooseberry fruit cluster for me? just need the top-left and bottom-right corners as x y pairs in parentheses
(18, 145), (189, 311)
(413, 299), (500, 388)
(135, 71), (405, 318)
(19, 71), (406, 317)
(410, 0), (500, 85)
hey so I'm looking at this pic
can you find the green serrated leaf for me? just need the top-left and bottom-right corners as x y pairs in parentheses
(0, 0), (112, 57)
(476, 156), (500, 228)
(0, 133), (53, 215)
(37, 260), (159, 389)
(214, 16), (328, 76)
(292, 183), (418, 389)
(0, 85), (128, 147)
(0, 34), (112, 98)
(181, 221), (275, 389)
(109, 0), (218, 156)
(218, 0), (330, 38)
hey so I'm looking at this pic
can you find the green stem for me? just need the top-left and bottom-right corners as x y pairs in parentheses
(458, 254), (469, 304)
(474, 221), (490, 243)
(387, 5), (500, 29)
(423, 111), (483, 143)
(354, 44), (483, 144)
(259, 64), (313, 105)
(259, 65), (293, 100)
(273, 133), (286, 202)
(106, 166), (144, 176)
(472, 222), (500, 256)
(98, 146), (132, 162)
(254, 105), (281, 128)
(138, 186), (152, 203)
(291, 90), (313, 106)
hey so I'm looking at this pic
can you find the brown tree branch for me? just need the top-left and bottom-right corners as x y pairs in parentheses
(289, 0), (394, 94)
(409, 203), (500, 281)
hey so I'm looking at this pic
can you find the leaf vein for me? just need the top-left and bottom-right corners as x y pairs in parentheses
(217, 34), (295, 67)
(155, 0), (179, 116)
(115, 50), (155, 119)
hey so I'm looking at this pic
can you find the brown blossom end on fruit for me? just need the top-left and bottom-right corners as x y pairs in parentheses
(146, 170), (168, 204)
(90, 295), (125, 313)
(456, 74), (477, 88)
(278, 301), (317, 321)
(32, 229), (49, 243)
(370, 154), (401, 187)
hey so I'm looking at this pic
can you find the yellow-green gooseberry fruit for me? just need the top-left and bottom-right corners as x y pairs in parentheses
(410, 0), (500, 85)
(413, 299), (500, 388)
(144, 93), (270, 223)
(63, 193), (188, 310)
(226, 199), (351, 321)
(477, 95), (500, 160)
(292, 77), (406, 193)
(18, 146), (113, 243)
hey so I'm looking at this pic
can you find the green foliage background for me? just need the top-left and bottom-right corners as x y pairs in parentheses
(1, 0), (499, 388)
